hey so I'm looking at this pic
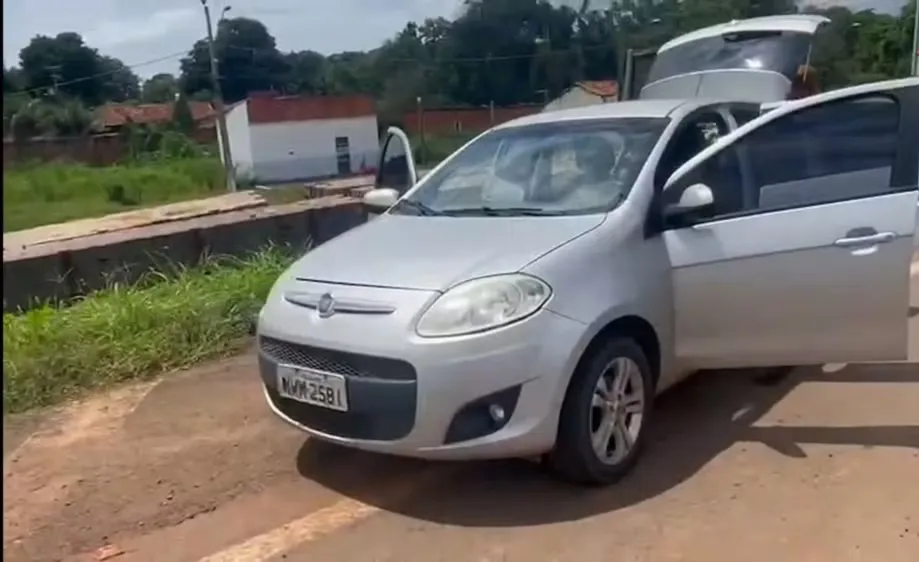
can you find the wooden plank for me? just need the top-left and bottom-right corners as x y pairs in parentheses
(3, 191), (268, 254)
(3, 195), (358, 262)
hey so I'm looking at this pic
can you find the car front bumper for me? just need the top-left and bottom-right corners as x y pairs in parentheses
(257, 293), (585, 461)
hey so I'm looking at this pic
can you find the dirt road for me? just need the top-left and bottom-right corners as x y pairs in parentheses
(5, 297), (918, 562)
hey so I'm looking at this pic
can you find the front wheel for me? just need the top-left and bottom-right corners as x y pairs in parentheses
(545, 336), (655, 486)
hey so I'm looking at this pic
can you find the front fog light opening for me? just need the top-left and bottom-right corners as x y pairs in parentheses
(444, 384), (521, 445)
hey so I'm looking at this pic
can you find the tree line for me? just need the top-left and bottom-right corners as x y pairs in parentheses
(3, 0), (917, 139)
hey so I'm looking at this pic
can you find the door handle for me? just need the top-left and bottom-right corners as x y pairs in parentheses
(834, 232), (896, 248)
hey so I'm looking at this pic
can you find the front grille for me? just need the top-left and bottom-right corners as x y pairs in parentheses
(265, 385), (416, 441)
(259, 336), (416, 381)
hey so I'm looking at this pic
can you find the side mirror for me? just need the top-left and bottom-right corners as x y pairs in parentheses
(362, 188), (399, 213)
(662, 183), (715, 227)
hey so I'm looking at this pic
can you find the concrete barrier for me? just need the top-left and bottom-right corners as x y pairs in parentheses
(3, 196), (367, 313)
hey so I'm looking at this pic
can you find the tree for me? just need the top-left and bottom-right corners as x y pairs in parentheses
(18, 32), (106, 104)
(99, 56), (140, 102)
(6, 0), (915, 136)
(3, 66), (23, 93)
(142, 73), (179, 103)
(283, 50), (327, 94)
(171, 92), (195, 133)
(3, 94), (29, 135)
(16, 32), (138, 106)
(50, 99), (94, 135)
(323, 52), (380, 96)
(179, 17), (289, 103)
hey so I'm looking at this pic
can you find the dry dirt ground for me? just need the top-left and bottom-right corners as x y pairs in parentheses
(5, 279), (919, 562)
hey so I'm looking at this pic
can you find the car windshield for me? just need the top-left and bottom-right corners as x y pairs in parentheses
(392, 118), (667, 217)
(646, 31), (813, 86)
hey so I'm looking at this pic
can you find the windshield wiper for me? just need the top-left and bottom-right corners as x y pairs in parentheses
(441, 206), (567, 217)
(392, 199), (444, 216)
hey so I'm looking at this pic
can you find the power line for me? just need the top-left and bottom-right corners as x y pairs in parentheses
(6, 41), (619, 100)
(7, 50), (187, 98)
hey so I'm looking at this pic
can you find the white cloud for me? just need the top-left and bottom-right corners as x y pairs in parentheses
(83, 7), (197, 49)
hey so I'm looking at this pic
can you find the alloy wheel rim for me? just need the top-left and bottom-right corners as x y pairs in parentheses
(589, 356), (645, 466)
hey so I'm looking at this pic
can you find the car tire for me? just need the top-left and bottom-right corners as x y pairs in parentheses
(545, 336), (655, 486)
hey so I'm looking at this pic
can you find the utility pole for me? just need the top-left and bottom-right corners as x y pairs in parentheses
(201, 0), (236, 192)
(911, 0), (918, 76)
(416, 96), (426, 164)
(46, 65), (62, 97)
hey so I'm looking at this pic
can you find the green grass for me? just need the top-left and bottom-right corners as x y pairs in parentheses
(2, 157), (226, 232)
(412, 133), (476, 167)
(2, 247), (296, 414)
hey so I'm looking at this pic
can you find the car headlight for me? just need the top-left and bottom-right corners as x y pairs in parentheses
(416, 274), (551, 338)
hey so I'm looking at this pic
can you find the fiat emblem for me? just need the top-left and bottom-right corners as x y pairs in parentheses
(316, 293), (336, 318)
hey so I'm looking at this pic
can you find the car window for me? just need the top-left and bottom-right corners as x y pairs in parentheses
(731, 107), (761, 126)
(669, 94), (900, 219)
(655, 111), (729, 190)
(392, 118), (668, 217)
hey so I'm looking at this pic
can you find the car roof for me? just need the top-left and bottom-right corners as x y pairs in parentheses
(495, 99), (702, 130)
(658, 14), (830, 53)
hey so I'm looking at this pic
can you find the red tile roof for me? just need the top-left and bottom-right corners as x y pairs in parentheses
(246, 95), (376, 124)
(96, 102), (216, 129)
(577, 80), (619, 99)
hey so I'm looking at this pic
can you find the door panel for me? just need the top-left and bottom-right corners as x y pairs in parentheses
(666, 191), (917, 368)
(661, 80), (919, 368)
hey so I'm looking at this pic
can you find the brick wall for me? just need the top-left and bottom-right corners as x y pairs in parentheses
(402, 105), (542, 137)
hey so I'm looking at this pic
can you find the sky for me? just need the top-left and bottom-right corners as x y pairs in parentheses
(2, 0), (910, 79)
(2, 0), (462, 77)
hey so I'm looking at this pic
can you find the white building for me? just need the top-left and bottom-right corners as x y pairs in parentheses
(221, 93), (380, 184)
(542, 80), (619, 113)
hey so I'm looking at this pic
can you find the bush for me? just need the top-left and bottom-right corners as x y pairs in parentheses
(2, 248), (296, 413)
(6, 98), (93, 140)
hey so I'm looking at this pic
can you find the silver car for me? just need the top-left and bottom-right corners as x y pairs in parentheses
(257, 77), (919, 485)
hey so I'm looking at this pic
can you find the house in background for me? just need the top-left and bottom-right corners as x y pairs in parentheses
(541, 80), (619, 113)
(222, 93), (379, 184)
(95, 101), (216, 139)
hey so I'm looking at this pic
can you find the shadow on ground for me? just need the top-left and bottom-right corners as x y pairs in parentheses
(297, 363), (919, 528)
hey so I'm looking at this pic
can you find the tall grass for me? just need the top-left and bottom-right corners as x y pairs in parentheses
(3, 156), (225, 232)
(3, 247), (295, 413)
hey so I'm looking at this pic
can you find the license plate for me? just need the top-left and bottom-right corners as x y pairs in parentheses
(277, 365), (349, 412)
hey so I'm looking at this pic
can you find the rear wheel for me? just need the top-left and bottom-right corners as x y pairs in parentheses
(545, 336), (654, 486)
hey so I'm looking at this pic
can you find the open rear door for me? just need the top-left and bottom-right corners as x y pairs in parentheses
(637, 15), (829, 104)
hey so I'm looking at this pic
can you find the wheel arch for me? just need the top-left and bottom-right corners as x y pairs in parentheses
(566, 314), (662, 391)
